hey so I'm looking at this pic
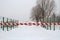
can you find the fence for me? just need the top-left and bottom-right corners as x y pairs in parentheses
(40, 14), (60, 30)
(0, 16), (60, 31)
(0, 17), (19, 31)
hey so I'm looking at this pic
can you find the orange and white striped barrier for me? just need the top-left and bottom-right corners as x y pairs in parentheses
(0, 22), (60, 26)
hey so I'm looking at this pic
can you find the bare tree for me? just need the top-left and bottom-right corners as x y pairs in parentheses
(31, 0), (55, 22)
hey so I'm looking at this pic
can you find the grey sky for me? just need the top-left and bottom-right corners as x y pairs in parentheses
(0, 0), (60, 22)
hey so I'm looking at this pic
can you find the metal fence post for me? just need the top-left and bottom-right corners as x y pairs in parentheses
(1, 21), (2, 28)
(10, 19), (12, 30)
(13, 20), (14, 29)
(47, 17), (48, 30)
(50, 17), (51, 30)
(53, 14), (55, 30)
(6, 18), (8, 31)
(2, 17), (4, 31)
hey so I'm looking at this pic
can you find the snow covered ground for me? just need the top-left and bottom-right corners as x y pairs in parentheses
(0, 25), (60, 40)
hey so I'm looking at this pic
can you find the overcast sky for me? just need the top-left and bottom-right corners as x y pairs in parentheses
(0, 0), (60, 22)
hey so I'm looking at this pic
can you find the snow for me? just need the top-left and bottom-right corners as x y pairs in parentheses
(0, 25), (60, 40)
